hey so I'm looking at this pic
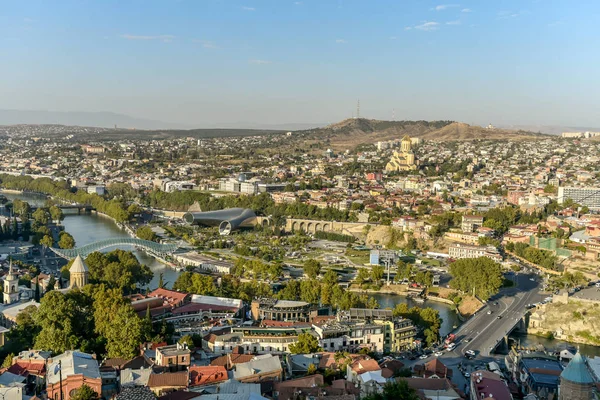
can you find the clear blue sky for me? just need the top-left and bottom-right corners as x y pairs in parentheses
(1, 0), (599, 128)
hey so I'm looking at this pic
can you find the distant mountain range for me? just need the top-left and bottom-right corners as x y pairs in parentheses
(0, 109), (191, 130)
(0, 109), (326, 131)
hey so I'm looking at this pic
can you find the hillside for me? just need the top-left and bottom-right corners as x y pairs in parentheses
(296, 118), (548, 150)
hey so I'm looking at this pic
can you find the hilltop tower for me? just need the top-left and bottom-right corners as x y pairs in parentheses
(3, 260), (19, 304)
(69, 255), (89, 289)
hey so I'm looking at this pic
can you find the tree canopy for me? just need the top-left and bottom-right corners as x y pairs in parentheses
(288, 333), (322, 354)
(449, 257), (503, 300)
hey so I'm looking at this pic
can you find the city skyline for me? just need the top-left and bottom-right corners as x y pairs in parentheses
(1, 0), (599, 128)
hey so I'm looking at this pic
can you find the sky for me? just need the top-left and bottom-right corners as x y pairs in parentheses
(1, 0), (599, 128)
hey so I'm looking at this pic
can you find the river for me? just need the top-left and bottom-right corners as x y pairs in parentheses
(5, 191), (600, 353)
(1, 190), (178, 289)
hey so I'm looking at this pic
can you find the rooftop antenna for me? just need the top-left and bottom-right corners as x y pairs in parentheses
(356, 99), (360, 119)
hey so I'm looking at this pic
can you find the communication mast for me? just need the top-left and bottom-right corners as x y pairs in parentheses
(392, 108), (395, 121)
(356, 99), (360, 119)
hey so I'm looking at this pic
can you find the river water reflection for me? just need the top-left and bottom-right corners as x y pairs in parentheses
(4, 191), (600, 355)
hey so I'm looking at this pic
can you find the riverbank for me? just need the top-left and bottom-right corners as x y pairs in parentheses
(527, 301), (600, 347)
(348, 284), (481, 317)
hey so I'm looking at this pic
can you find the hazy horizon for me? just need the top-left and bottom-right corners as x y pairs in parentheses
(2, 0), (599, 128)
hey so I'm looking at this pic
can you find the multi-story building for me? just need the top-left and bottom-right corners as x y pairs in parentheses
(448, 243), (501, 262)
(461, 215), (484, 233)
(444, 231), (480, 245)
(558, 186), (600, 210)
(250, 299), (328, 322)
(155, 343), (191, 371)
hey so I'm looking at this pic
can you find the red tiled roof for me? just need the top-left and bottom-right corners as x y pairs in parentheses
(148, 288), (189, 306)
(414, 358), (452, 378)
(8, 361), (46, 376)
(350, 358), (380, 374)
(203, 334), (217, 344)
(148, 372), (189, 388)
(275, 374), (324, 389)
(210, 353), (255, 370)
(189, 366), (228, 387)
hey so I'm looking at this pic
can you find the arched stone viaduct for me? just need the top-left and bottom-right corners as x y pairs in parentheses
(284, 218), (369, 236)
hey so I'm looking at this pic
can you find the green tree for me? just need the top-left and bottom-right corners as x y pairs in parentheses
(1, 354), (14, 368)
(70, 384), (99, 400)
(11, 199), (31, 217)
(306, 363), (317, 375)
(32, 208), (50, 226)
(449, 257), (503, 300)
(362, 380), (419, 400)
(303, 259), (322, 279)
(355, 268), (371, 285)
(543, 184), (557, 194)
(288, 333), (323, 354)
(58, 231), (76, 249)
(34, 291), (86, 353)
(178, 335), (195, 348)
(46, 275), (56, 292)
(371, 265), (385, 282)
(49, 206), (64, 224)
(172, 272), (215, 295)
(396, 261), (413, 282)
(40, 235), (54, 248)
(136, 226), (158, 242)
(93, 287), (145, 359)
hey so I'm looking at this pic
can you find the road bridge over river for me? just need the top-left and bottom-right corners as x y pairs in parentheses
(453, 272), (544, 357)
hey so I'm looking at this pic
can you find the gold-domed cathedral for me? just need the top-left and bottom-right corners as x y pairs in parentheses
(385, 135), (417, 172)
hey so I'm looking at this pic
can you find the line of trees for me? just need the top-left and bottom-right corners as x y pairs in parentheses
(506, 242), (559, 271)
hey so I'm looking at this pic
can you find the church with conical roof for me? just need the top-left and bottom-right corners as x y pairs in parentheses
(559, 352), (595, 400)
(69, 255), (89, 289)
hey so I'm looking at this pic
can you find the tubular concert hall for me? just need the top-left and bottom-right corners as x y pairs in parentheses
(183, 208), (257, 235)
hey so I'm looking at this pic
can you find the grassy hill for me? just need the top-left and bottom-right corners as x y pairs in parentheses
(295, 118), (548, 150)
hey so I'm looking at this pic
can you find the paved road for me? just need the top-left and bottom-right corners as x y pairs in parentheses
(402, 270), (546, 393)
(457, 272), (544, 356)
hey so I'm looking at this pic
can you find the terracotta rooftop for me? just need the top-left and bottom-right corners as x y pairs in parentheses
(189, 366), (228, 387)
(210, 353), (255, 370)
(350, 358), (380, 374)
(148, 372), (188, 388)
(148, 288), (189, 306)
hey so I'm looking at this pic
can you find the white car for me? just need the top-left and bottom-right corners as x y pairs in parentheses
(434, 351), (443, 357)
(487, 310), (492, 315)
(419, 354), (429, 360)
(464, 372), (471, 378)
